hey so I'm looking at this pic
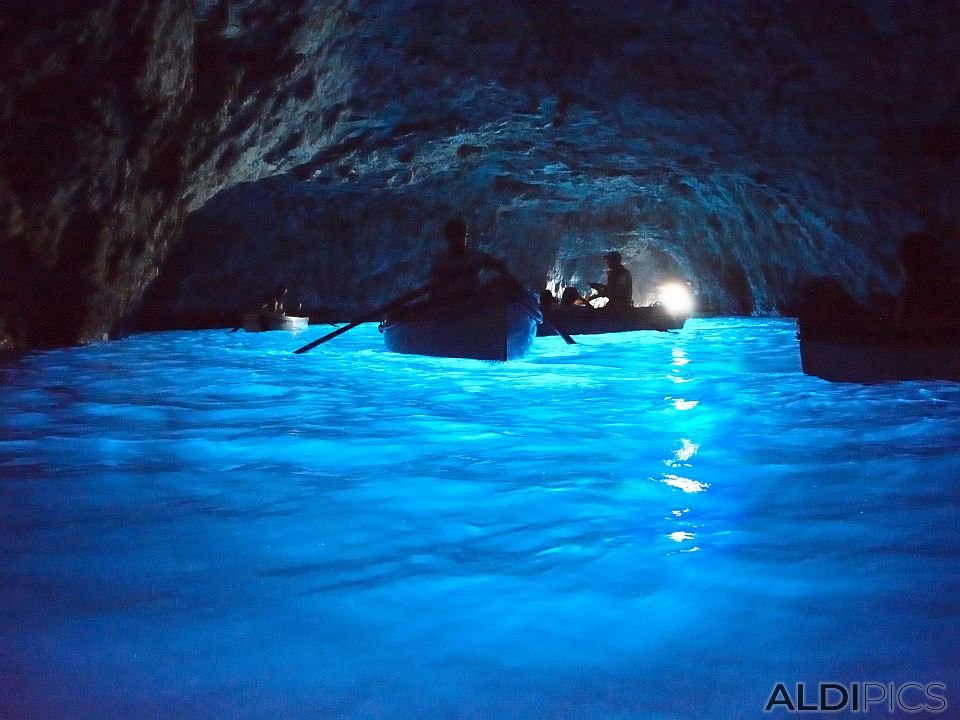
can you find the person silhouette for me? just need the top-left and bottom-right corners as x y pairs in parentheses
(560, 286), (585, 306)
(428, 218), (510, 298)
(586, 252), (633, 309)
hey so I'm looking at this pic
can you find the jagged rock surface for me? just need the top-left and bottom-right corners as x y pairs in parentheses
(2, 1), (958, 347)
(0, 2), (195, 348)
(0, 0), (356, 348)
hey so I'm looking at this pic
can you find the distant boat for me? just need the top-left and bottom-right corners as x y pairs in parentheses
(380, 293), (540, 361)
(537, 303), (687, 337)
(242, 310), (309, 332)
(798, 316), (960, 382)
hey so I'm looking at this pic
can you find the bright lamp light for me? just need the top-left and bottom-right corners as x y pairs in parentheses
(658, 283), (694, 316)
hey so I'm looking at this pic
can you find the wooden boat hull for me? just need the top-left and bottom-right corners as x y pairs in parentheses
(242, 311), (309, 332)
(381, 300), (538, 361)
(798, 318), (960, 382)
(537, 304), (686, 337)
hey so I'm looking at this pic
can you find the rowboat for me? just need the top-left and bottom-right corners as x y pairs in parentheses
(380, 294), (540, 361)
(798, 317), (960, 382)
(242, 310), (309, 332)
(537, 303), (687, 337)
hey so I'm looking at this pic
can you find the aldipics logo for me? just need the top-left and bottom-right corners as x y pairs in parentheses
(764, 682), (948, 714)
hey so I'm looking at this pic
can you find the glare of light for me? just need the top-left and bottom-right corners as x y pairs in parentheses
(669, 531), (695, 542)
(672, 398), (698, 411)
(662, 474), (709, 493)
(658, 283), (694, 316)
(675, 438), (699, 462)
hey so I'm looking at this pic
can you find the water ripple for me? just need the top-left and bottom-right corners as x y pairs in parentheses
(1, 319), (958, 719)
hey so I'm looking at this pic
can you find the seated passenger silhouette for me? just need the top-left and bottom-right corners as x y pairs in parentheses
(429, 218), (509, 299)
(586, 252), (633, 309)
(560, 287), (586, 306)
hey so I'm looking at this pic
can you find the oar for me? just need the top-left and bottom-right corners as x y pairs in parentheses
(540, 313), (576, 345)
(293, 280), (439, 354)
(482, 232), (576, 345)
(492, 278), (576, 346)
(516, 295), (575, 344)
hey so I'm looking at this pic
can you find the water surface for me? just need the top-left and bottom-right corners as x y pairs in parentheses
(1, 319), (958, 719)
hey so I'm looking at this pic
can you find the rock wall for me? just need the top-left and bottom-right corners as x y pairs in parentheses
(1, 0), (357, 348)
(0, 2), (195, 348)
(3, 1), (959, 347)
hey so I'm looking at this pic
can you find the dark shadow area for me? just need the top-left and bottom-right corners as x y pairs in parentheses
(796, 232), (960, 382)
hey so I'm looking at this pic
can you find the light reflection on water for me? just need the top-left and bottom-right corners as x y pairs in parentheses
(1, 318), (958, 719)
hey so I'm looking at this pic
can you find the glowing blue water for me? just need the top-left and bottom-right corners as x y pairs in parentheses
(1, 319), (958, 719)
